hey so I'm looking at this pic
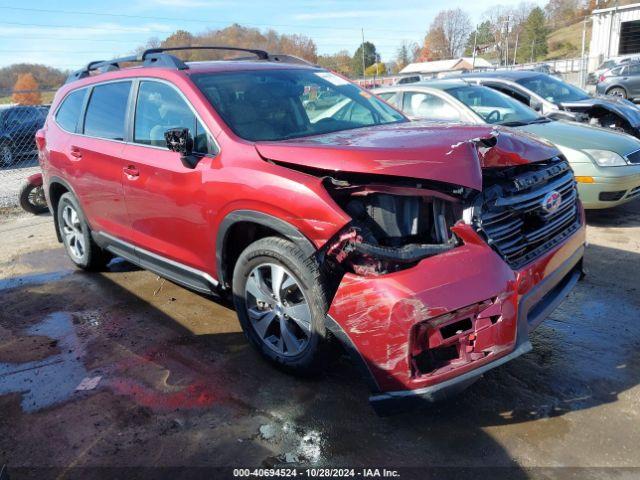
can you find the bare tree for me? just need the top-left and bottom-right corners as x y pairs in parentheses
(423, 9), (473, 59)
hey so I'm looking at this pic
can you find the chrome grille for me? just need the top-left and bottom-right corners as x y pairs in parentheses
(476, 159), (581, 269)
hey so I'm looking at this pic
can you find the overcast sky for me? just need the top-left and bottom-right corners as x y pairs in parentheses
(0, 0), (547, 69)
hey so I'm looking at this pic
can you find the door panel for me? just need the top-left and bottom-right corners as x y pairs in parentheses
(67, 82), (133, 241)
(122, 80), (217, 272)
(121, 144), (212, 271)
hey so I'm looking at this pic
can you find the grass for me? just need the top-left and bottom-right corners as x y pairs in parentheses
(545, 20), (592, 60)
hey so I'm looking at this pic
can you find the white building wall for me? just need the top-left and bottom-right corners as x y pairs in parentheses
(590, 3), (640, 71)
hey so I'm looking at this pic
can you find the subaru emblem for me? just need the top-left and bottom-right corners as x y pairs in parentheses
(542, 190), (562, 214)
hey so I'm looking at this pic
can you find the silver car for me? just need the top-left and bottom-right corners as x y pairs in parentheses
(374, 80), (640, 209)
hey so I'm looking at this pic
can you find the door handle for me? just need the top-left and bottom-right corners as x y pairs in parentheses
(123, 165), (140, 179)
(69, 146), (82, 160)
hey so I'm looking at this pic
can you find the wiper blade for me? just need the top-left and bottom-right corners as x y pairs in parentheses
(499, 120), (527, 127)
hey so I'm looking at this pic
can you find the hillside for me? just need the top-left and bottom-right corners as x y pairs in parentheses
(545, 20), (592, 60)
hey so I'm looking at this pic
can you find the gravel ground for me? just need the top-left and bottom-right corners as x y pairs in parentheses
(0, 200), (639, 479)
(0, 157), (39, 208)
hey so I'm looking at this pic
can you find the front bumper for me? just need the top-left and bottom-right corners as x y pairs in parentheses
(576, 173), (640, 209)
(325, 221), (586, 414)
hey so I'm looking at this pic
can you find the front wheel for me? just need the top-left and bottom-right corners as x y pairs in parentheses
(232, 236), (328, 374)
(606, 87), (627, 99)
(0, 144), (14, 167)
(18, 180), (48, 214)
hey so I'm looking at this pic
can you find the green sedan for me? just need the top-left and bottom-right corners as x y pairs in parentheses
(374, 80), (640, 209)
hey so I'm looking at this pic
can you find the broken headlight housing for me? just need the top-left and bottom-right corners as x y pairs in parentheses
(323, 178), (466, 275)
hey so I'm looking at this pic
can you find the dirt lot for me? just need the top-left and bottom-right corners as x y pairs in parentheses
(1, 201), (639, 479)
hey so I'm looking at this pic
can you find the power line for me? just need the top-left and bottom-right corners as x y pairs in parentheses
(0, 5), (428, 35)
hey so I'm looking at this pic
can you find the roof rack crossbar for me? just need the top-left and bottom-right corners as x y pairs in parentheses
(142, 46), (269, 60)
(65, 45), (317, 84)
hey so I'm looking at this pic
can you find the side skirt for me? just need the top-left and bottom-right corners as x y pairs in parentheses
(92, 231), (219, 295)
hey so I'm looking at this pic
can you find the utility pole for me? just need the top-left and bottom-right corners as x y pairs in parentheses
(361, 28), (366, 85)
(472, 27), (478, 70)
(580, 15), (588, 88)
(530, 40), (535, 63)
(513, 31), (519, 66)
(504, 16), (510, 68)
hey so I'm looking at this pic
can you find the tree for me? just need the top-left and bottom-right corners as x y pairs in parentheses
(396, 42), (411, 71)
(518, 7), (549, 62)
(317, 50), (353, 77)
(545, 0), (581, 28)
(12, 73), (41, 105)
(422, 9), (472, 60)
(464, 21), (494, 56)
(364, 62), (386, 76)
(352, 41), (377, 76)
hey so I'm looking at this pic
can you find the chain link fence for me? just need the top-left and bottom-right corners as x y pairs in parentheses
(0, 89), (54, 209)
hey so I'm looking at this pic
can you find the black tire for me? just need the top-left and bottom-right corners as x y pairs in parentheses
(606, 87), (627, 99)
(18, 181), (48, 215)
(232, 236), (328, 374)
(0, 143), (14, 167)
(56, 192), (111, 270)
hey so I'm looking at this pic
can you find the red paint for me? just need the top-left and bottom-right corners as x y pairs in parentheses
(107, 378), (216, 412)
(38, 59), (585, 400)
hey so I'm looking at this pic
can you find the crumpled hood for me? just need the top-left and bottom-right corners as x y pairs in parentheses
(255, 122), (560, 191)
(560, 96), (640, 128)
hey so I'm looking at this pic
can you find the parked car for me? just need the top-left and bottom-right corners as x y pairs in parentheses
(38, 46), (585, 412)
(463, 70), (640, 139)
(0, 104), (48, 166)
(588, 55), (640, 85)
(596, 61), (640, 99)
(375, 80), (640, 209)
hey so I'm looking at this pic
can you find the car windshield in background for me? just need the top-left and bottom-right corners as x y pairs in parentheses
(517, 74), (590, 103)
(446, 85), (541, 126)
(191, 69), (406, 141)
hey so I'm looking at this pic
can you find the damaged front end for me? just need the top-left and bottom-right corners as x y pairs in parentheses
(557, 97), (640, 138)
(321, 178), (466, 277)
(258, 124), (585, 413)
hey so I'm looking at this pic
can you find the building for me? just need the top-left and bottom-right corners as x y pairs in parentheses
(399, 57), (493, 77)
(590, 2), (640, 70)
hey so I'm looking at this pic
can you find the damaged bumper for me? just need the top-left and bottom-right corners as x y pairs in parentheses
(325, 222), (586, 415)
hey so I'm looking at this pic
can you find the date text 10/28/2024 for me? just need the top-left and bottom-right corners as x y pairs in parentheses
(233, 468), (401, 478)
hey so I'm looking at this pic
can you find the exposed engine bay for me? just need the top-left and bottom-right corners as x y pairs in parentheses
(322, 177), (467, 276)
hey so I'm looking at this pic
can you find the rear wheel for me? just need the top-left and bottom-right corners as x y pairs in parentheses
(18, 181), (48, 214)
(232, 236), (328, 374)
(606, 87), (627, 99)
(57, 192), (111, 270)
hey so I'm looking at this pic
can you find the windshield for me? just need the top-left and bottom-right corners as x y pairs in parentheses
(191, 69), (406, 141)
(445, 84), (542, 125)
(517, 74), (590, 103)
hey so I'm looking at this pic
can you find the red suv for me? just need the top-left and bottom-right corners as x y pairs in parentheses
(37, 47), (585, 412)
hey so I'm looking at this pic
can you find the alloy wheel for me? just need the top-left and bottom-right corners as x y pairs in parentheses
(1, 146), (13, 166)
(61, 204), (86, 260)
(244, 262), (312, 356)
(29, 186), (47, 209)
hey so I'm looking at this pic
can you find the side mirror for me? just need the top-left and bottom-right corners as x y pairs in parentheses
(530, 99), (543, 112)
(164, 128), (200, 169)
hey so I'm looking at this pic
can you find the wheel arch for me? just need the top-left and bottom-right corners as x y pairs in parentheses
(216, 210), (317, 289)
(48, 176), (81, 242)
(605, 84), (628, 96)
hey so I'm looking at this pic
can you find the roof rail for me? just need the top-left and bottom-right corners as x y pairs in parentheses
(65, 46), (316, 84)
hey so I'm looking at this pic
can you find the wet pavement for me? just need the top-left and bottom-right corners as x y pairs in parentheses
(1, 200), (639, 479)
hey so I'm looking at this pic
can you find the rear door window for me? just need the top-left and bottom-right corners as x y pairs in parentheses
(83, 82), (131, 141)
(55, 89), (86, 133)
(134, 80), (215, 154)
